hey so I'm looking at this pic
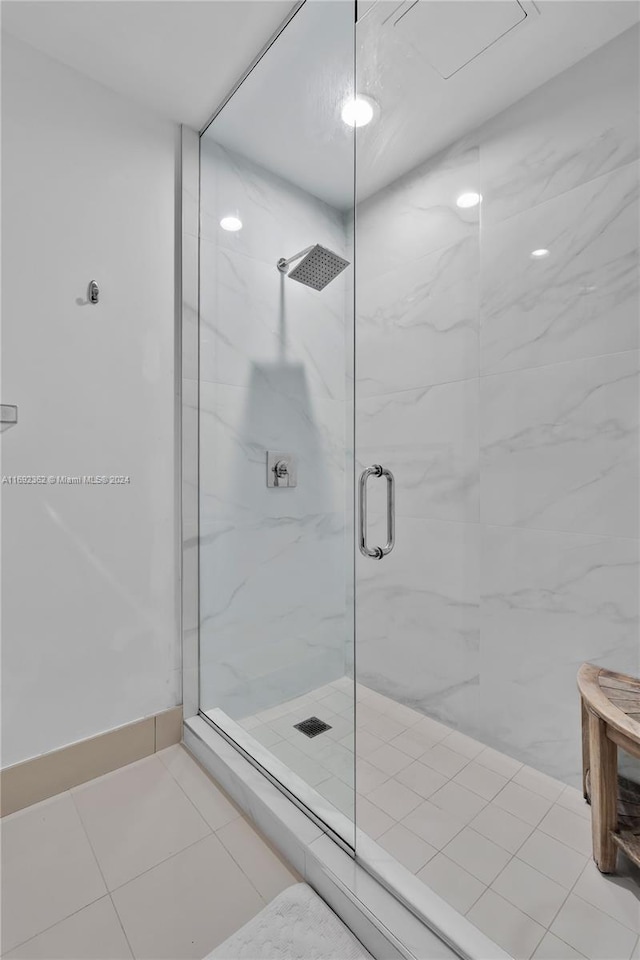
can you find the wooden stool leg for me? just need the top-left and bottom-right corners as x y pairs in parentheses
(587, 710), (618, 873)
(581, 697), (590, 802)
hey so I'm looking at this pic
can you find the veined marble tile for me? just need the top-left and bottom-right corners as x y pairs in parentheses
(479, 524), (640, 785)
(200, 241), (348, 401)
(199, 381), (346, 527)
(480, 24), (640, 225)
(357, 379), (479, 523)
(480, 351), (639, 539)
(480, 162), (639, 375)
(200, 139), (347, 268)
(356, 142), (479, 279)
(356, 236), (479, 396)
(199, 515), (348, 718)
(356, 516), (480, 731)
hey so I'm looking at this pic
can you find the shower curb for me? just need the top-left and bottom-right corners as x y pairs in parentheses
(183, 716), (511, 960)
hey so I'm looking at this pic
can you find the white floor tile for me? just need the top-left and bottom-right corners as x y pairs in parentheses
(269, 740), (333, 787)
(112, 835), (265, 960)
(442, 731), (485, 760)
(377, 822), (437, 874)
(467, 889), (546, 960)
(356, 795), (396, 839)
(475, 747), (524, 779)
(417, 854), (485, 914)
(572, 861), (640, 934)
(512, 767), (566, 803)
(555, 787), (590, 821)
(158, 745), (240, 832)
(72, 756), (210, 890)
(470, 803), (534, 854)
(339, 732), (355, 752)
(517, 831), (588, 889)
(550, 894), (637, 960)
(454, 762), (509, 801)
(443, 826), (512, 885)
(411, 717), (451, 744)
(238, 716), (260, 731)
(396, 760), (448, 799)
(402, 800), (467, 850)
(420, 743), (470, 778)
(492, 858), (568, 927)
(318, 690), (354, 715)
(367, 779), (423, 821)
(381, 700), (423, 728)
(493, 781), (554, 826)
(532, 932), (586, 960)
(250, 725), (284, 749)
(429, 781), (487, 824)
(216, 817), (298, 902)
(355, 730), (386, 758)
(1, 793), (107, 954)
(324, 715), (354, 742)
(5, 897), (132, 960)
(356, 758), (390, 794)
(389, 728), (439, 759)
(361, 712), (408, 743)
(318, 776), (354, 818)
(538, 805), (592, 856)
(367, 743), (414, 777)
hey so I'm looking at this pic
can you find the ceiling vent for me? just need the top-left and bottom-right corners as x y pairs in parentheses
(394, 0), (529, 79)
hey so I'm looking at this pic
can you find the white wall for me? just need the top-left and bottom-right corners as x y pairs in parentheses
(356, 24), (640, 786)
(198, 139), (351, 720)
(1, 34), (180, 767)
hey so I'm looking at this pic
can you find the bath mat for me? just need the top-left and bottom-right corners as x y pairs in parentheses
(205, 883), (373, 960)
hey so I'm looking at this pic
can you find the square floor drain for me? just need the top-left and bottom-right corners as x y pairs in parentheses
(294, 716), (332, 738)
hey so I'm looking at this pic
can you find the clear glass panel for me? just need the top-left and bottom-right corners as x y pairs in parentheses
(355, 0), (639, 931)
(198, 0), (356, 846)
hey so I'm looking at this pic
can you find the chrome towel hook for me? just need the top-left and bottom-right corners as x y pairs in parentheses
(88, 280), (99, 304)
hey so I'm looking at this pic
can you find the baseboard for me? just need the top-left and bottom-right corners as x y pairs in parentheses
(0, 705), (183, 817)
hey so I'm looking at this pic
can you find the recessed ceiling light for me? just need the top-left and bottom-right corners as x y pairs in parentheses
(220, 216), (242, 232)
(530, 248), (550, 259)
(456, 192), (482, 209)
(341, 96), (377, 128)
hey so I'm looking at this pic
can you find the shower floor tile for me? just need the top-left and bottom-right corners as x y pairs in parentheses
(234, 678), (640, 960)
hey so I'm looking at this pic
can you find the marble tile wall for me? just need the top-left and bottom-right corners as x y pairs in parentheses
(355, 24), (640, 785)
(198, 139), (352, 719)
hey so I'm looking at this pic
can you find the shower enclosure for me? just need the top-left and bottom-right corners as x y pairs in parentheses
(196, 0), (639, 948)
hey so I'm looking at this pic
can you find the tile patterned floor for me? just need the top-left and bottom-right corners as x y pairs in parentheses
(0, 747), (298, 959)
(242, 679), (640, 960)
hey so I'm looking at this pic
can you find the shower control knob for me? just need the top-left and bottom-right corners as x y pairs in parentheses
(273, 459), (289, 481)
(267, 451), (297, 488)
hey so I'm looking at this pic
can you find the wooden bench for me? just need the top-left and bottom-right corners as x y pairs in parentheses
(578, 663), (640, 873)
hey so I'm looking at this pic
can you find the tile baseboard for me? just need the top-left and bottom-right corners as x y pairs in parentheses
(0, 706), (183, 817)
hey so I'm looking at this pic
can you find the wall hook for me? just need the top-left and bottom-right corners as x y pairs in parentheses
(88, 280), (99, 304)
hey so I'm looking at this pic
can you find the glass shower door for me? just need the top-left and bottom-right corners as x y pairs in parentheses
(197, 0), (357, 847)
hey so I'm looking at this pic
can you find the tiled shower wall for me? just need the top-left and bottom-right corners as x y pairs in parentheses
(355, 24), (640, 786)
(198, 140), (351, 719)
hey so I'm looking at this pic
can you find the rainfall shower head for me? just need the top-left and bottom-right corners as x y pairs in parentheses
(277, 244), (350, 291)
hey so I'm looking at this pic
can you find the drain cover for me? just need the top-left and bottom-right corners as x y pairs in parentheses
(294, 716), (332, 738)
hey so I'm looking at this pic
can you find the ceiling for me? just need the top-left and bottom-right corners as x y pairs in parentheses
(205, 0), (640, 207)
(2, 0), (639, 208)
(0, 0), (296, 130)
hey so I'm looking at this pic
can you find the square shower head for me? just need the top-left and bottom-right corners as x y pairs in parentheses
(288, 244), (350, 291)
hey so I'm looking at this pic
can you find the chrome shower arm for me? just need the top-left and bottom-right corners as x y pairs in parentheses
(277, 246), (315, 273)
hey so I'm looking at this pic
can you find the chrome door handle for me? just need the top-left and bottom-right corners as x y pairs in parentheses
(359, 464), (395, 559)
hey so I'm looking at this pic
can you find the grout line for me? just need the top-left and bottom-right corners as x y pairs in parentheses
(67, 791), (137, 960)
(2, 892), (113, 957)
